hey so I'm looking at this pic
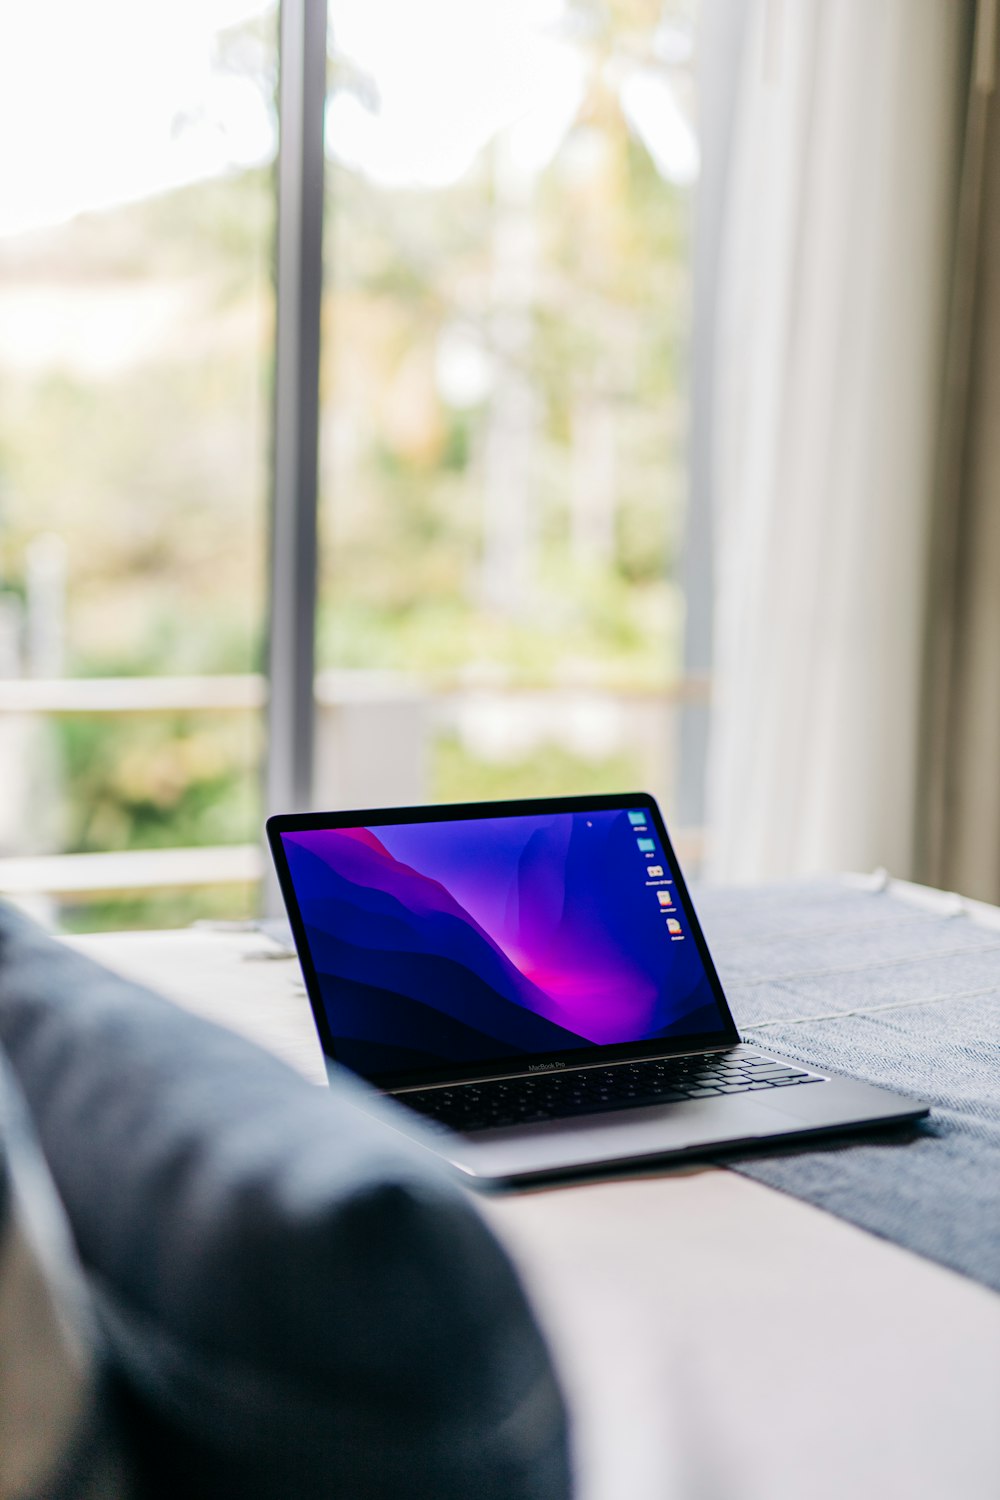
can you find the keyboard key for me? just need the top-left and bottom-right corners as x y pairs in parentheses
(399, 1051), (826, 1131)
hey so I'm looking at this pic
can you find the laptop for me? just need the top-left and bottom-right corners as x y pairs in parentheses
(267, 793), (929, 1184)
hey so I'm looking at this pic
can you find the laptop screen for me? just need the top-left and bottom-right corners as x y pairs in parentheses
(274, 799), (737, 1088)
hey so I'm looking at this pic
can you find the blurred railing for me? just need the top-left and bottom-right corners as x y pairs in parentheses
(0, 676), (267, 714)
(0, 672), (708, 907)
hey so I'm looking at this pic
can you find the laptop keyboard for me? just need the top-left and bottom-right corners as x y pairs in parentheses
(398, 1050), (823, 1133)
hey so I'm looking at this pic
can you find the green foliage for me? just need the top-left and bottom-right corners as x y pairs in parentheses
(58, 884), (257, 935)
(432, 736), (642, 806)
(320, 568), (680, 685)
(317, 17), (694, 689)
(53, 713), (261, 855)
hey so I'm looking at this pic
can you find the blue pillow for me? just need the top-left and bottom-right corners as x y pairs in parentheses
(0, 905), (570, 1500)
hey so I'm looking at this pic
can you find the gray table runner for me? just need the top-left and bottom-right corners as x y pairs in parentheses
(694, 876), (1000, 1296)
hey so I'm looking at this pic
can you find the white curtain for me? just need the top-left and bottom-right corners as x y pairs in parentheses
(703, 0), (966, 882)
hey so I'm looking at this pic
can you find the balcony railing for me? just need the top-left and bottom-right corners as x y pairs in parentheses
(0, 672), (708, 908)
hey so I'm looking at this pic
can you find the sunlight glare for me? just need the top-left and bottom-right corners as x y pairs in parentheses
(0, 0), (276, 237)
(326, 0), (583, 188)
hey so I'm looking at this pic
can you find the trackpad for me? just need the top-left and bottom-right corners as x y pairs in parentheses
(755, 1081), (836, 1125)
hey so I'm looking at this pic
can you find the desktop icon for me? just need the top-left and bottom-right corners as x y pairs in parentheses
(666, 918), (682, 936)
(647, 864), (664, 878)
(657, 890), (674, 908)
(628, 810), (648, 827)
(637, 837), (655, 853)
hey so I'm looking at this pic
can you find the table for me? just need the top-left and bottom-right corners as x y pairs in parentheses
(65, 926), (1000, 1500)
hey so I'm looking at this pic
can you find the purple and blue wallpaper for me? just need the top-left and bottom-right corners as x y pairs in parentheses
(282, 808), (726, 1080)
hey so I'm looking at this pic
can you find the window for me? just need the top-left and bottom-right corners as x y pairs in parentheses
(0, 0), (277, 927)
(318, 0), (700, 827)
(0, 0), (701, 929)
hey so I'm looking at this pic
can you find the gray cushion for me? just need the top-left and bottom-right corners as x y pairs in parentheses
(0, 1048), (131, 1500)
(0, 905), (570, 1500)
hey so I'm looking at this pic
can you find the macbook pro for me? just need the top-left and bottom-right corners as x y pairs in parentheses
(267, 793), (928, 1184)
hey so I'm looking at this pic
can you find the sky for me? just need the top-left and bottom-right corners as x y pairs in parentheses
(0, 0), (697, 238)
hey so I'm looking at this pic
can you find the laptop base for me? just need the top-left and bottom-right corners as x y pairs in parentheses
(336, 1058), (929, 1186)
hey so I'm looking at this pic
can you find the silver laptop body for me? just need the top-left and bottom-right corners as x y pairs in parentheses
(268, 794), (928, 1185)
